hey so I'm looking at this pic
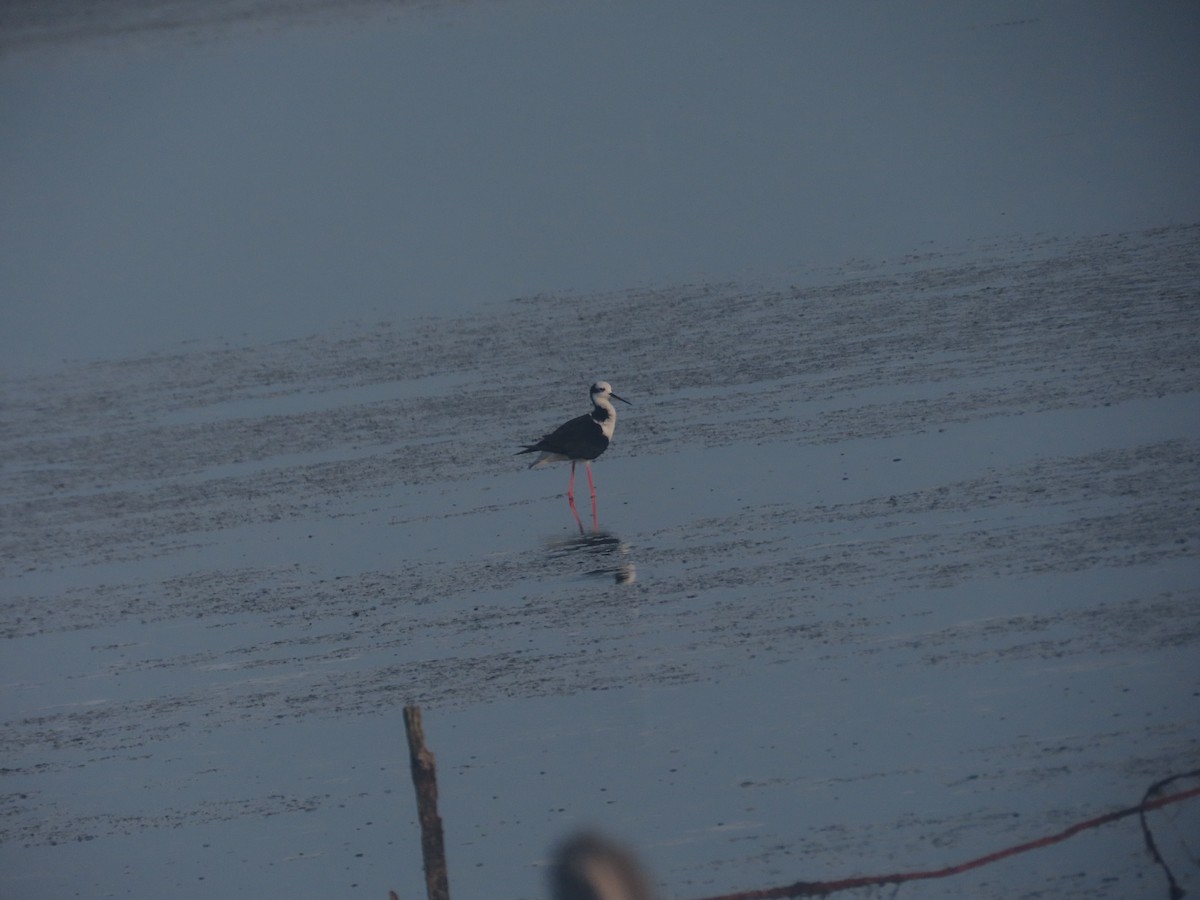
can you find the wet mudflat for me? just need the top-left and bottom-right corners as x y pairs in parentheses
(2, 225), (1199, 899)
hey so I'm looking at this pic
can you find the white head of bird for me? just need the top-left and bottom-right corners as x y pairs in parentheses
(588, 381), (626, 440)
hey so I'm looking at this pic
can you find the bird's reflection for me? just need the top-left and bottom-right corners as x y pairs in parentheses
(547, 530), (637, 584)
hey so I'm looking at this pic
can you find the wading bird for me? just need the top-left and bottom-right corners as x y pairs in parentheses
(518, 381), (630, 530)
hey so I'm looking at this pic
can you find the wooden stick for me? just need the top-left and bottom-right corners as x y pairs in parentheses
(691, 782), (1200, 900)
(404, 705), (451, 900)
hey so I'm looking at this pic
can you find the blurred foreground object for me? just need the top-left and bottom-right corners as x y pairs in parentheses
(551, 832), (656, 900)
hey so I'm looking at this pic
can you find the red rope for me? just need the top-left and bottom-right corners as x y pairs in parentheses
(692, 779), (1200, 900)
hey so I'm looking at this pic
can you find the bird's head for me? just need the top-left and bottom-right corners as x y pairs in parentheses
(591, 381), (631, 405)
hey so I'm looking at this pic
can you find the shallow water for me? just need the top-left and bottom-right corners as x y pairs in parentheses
(3, 225), (1199, 899)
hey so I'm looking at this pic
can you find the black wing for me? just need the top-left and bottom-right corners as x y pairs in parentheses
(517, 413), (606, 459)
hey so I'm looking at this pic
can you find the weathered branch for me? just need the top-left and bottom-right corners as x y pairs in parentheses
(404, 705), (450, 900)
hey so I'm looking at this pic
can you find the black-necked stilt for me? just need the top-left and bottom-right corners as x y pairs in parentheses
(518, 381), (630, 528)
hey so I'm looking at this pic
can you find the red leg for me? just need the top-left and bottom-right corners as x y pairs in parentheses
(567, 462), (584, 532)
(586, 462), (599, 530)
